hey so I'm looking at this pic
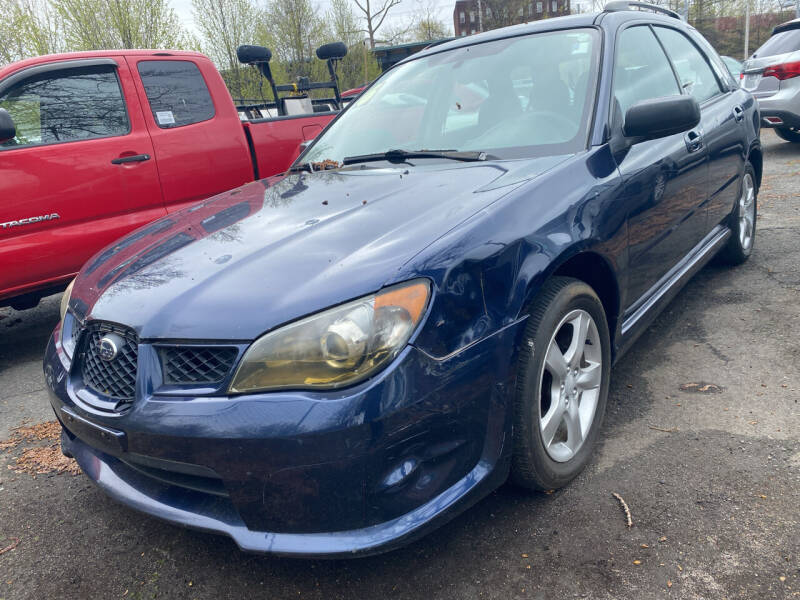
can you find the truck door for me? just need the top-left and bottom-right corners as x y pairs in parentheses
(0, 58), (165, 301)
(127, 57), (253, 213)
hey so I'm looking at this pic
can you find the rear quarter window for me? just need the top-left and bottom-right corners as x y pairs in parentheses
(137, 60), (215, 128)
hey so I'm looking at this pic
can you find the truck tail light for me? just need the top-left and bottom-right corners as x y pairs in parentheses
(763, 61), (800, 80)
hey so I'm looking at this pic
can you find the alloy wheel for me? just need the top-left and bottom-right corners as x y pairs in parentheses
(538, 309), (602, 463)
(739, 172), (755, 251)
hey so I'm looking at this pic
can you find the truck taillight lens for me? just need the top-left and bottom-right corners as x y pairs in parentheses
(763, 61), (800, 80)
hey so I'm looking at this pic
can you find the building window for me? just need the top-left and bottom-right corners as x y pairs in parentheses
(551, 0), (557, 11)
(461, 30), (467, 36)
(536, 1), (542, 11)
(486, 6), (492, 17)
(469, 10), (475, 22)
(459, 11), (465, 23)
(471, 28), (476, 34)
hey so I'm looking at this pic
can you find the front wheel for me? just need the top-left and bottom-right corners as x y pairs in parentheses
(775, 127), (800, 143)
(718, 163), (757, 265)
(511, 277), (611, 491)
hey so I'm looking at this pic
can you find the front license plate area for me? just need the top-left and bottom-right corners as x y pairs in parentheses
(59, 406), (127, 454)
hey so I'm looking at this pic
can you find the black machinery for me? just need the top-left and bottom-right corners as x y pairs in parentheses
(236, 42), (348, 118)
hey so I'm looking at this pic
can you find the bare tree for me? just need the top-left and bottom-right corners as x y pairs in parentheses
(320, 0), (382, 88)
(353, 0), (404, 47)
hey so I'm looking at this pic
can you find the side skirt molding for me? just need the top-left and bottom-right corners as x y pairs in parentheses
(617, 225), (731, 356)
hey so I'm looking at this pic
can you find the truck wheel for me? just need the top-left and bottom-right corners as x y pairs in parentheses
(775, 127), (800, 143)
(511, 277), (611, 491)
(718, 163), (757, 265)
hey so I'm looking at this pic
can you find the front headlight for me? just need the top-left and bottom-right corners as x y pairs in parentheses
(60, 279), (75, 321)
(229, 279), (430, 393)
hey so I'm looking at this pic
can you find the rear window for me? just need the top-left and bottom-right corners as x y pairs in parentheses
(753, 29), (800, 58)
(137, 60), (215, 128)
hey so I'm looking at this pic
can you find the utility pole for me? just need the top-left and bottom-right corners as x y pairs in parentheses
(744, 0), (750, 60)
(477, 0), (484, 32)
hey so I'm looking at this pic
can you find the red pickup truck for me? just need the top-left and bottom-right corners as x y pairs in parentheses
(0, 47), (341, 309)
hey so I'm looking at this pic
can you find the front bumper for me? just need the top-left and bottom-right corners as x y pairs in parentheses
(44, 321), (522, 557)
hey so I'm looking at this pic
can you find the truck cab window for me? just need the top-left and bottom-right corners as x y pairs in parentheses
(0, 66), (129, 149)
(137, 60), (215, 128)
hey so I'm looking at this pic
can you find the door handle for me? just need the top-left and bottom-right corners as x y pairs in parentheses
(684, 130), (703, 153)
(111, 154), (150, 165)
(733, 105), (744, 122)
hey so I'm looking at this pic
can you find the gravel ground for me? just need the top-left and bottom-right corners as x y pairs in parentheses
(1, 130), (798, 600)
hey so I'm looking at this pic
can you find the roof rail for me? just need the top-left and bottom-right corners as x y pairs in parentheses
(604, 1), (682, 20)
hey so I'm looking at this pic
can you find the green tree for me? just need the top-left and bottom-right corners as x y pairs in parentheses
(51, 0), (189, 50)
(192, 0), (275, 102)
(1, 0), (65, 64)
(266, 0), (327, 79)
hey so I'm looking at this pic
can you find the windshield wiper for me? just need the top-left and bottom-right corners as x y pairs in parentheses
(342, 149), (493, 166)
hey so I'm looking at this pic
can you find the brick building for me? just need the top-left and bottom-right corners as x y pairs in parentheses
(453, 0), (571, 37)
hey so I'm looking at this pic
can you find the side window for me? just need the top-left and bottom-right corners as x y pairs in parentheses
(654, 27), (722, 104)
(137, 60), (215, 128)
(613, 26), (681, 116)
(0, 65), (129, 149)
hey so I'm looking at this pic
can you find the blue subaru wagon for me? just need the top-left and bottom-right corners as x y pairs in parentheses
(45, 2), (761, 557)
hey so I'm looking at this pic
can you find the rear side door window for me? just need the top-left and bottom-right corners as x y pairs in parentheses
(612, 26), (681, 116)
(0, 65), (129, 149)
(137, 60), (215, 128)
(654, 27), (723, 104)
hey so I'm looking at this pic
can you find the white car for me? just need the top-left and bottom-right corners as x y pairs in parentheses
(742, 18), (800, 143)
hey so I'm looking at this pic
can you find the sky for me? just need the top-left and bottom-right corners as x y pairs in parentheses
(169, 0), (457, 39)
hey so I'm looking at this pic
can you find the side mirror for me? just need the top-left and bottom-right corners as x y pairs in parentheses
(0, 108), (16, 144)
(623, 95), (700, 141)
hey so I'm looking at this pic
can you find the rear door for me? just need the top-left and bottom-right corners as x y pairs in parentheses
(0, 58), (165, 300)
(611, 24), (709, 310)
(127, 57), (253, 213)
(654, 25), (746, 230)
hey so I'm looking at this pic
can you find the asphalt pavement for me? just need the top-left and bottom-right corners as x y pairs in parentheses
(1, 130), (798, 600)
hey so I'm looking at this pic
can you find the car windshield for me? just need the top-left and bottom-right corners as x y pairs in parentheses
(302, 28), (599, 165)
(753, 28), (800, 58)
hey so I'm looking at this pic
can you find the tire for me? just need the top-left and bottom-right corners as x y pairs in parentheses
(775, 127), (800, 143)
(717, 163), (757, 265)
(511, 276), (611, 491)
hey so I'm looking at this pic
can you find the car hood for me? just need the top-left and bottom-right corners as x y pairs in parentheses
(76, 158), (567, 340)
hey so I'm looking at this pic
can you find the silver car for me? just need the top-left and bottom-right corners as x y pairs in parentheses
(742, 18), (800, 143)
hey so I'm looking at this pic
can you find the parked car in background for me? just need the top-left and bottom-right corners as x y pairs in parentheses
(721, 55), (743, 80)
(46, 2), (760, 557)
(0, 46), (344, 309)
(741, 17), (800, 142)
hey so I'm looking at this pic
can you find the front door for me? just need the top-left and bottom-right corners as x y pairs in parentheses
(611, 24), (710, 312)
(0, 58), (165, 300)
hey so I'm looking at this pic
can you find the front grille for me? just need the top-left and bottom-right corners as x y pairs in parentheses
(158, 346), (238, 385)
(80, 324), (139, 401)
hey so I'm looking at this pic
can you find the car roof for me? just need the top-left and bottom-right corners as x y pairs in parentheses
(408, 8), (689, 63)
(0, 49), (208, 80)
(773, 17), (800, 34)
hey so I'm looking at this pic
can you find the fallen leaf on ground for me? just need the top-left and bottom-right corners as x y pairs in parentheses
(633, 560), (642, 565)
(9, 444), (81, 476)
(0, 537), (20, 555)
